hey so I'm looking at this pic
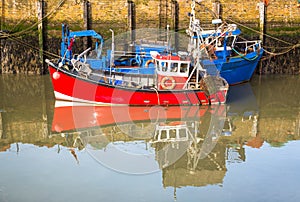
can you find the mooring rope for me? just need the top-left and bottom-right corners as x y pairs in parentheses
(231, 47), (260, 61)
(194, 1), (300, 59)
(225, 18), (300, 60)
(226, 17), (295, 46)
(262, 44), (300, 58)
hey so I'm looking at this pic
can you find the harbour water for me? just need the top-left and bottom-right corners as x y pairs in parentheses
(0, 74), (299, 202)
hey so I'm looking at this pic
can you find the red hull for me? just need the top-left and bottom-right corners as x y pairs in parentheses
(52, 102), (226, 132)
(49, 66), (227, 106)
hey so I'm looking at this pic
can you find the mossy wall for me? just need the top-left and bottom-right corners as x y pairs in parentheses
(0, 0), (300, 74)
(1, 0), (300, 32)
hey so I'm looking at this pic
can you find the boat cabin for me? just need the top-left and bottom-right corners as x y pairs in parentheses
(151, 51), (191, 90)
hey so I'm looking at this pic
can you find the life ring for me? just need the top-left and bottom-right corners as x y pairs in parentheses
(161, 76), (176, 90)
(145, 59), (154, 67)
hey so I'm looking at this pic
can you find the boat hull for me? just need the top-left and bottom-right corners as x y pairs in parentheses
(217, 50), (263, 85)
(48, 66), (227, 106)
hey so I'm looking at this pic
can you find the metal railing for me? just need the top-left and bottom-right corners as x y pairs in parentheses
(89, 71), (155, 89)
(235, 40), (262, 52)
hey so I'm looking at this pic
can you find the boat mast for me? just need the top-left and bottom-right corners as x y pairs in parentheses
(166, 24), (170, 54)
(109, 29), (115, 76)
(188, 0), (205, 52)
(184, 0), (206, 89)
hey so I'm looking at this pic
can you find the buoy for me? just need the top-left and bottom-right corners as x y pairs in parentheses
(54, 124), (63, 133)
(53, 72), (60, 80)
(145, 59), (154, 67)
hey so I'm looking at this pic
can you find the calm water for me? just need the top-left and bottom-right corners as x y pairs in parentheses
(0, 74), (299, 202)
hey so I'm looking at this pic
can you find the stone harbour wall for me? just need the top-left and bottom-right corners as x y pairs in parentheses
(0, 35), (61, 74)
(0, 37), (41, 74)
(260, 36), (300, 74)
(0, 0), (300, 74)
(2, 0), (300, 28)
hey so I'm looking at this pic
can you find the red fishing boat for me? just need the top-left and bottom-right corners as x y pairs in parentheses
(46, 49), (228, 106)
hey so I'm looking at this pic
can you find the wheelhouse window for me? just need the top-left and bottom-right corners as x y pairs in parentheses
(156, 60), (159, 70)
(155, 59), (190, 75)
(178, 128), (187, 138)
(180, 63), (189, 73)
(170, 62), (179, 72)
(169, 129), (176, 139)
(160, 130), (167, 140)
(162, 62), (168, 72)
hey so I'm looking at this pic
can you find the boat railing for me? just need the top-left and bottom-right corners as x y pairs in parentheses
(138, 39), (169, 47)
(114, 49), (163, 58)
(90, 71), (155, 89)
(114, 50), (147, 58)
(235, 40), (262, 53)
(89, 70), (217, 91)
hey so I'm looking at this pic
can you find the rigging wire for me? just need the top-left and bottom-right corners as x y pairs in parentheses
(226, 18), (295, 46)
(226, 18), (300, 59)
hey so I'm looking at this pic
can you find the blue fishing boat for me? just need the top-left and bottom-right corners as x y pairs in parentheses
(185, 0), (264, 85)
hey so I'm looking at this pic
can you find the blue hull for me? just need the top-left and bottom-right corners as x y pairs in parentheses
(203, 49), (263, 85)
(220, 60), (259, 85)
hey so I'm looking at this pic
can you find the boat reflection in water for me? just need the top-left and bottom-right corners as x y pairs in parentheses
(50, 82), (260, 192)
(51, 102), (227, 175)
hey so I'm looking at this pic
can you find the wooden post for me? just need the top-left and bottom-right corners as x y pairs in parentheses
(0, 75), (2, 138)
(128, 0), (136, 44)
(159, 0), (168, 30)
(83, 0), (92, 50)
(172, 0), (179, 50)
(259, 1), (266, 46)
(213, 0), (222, 19)
(41, 78), (48, 138)
(0, 0), (4, 73)
(258, 1), (267, 74)
(172, 0), (179, 32)
(1, 0), (4, 30)
(37, 0), (46, 75)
